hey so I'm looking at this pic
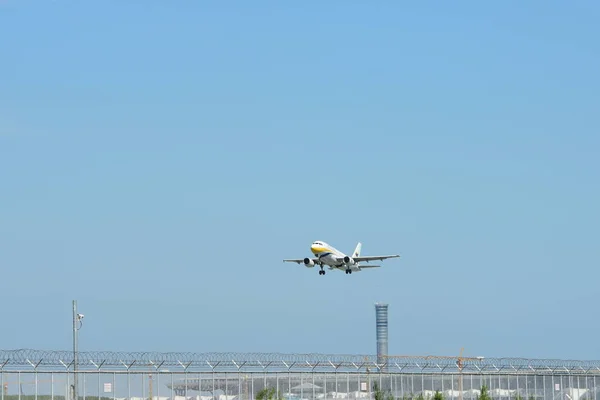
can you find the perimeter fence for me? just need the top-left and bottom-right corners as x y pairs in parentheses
(1, 350), (599, 400)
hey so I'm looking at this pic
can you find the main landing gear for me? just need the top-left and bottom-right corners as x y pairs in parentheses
(319, 266), (326, 275)
(345, 268), (352, 274)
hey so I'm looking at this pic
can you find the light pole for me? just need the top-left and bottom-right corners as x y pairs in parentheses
(72, 301), (84, 400)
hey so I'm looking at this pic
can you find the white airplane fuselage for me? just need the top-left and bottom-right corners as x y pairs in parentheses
(283, 240), (399, 276)
(310, 241), (357, 270)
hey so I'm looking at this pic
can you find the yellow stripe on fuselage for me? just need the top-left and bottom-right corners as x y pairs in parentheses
(311, 246), (331, 255)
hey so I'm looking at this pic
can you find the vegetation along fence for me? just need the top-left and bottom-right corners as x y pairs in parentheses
(1, 350), (599, 400)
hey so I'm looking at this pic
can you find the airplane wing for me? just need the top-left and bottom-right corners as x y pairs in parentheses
(359, 265), (380, 269)
(355, 255), (400, 262)
(337, 255), (400, 263)
(283, 258), (319, 264)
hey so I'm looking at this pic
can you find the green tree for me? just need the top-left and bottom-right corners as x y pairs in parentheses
(373, 382), (385, 400)
(373, 381), (396, 400)
(477, 385), (492, 400)
(433, 391), (444, 400)
(255, 387), (283, 400)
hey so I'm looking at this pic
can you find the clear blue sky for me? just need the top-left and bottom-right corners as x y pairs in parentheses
(1, 1), (599, 361)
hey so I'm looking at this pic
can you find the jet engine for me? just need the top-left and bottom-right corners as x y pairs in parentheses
(303, 258), (315, 267)
(343, 256), (355, 265)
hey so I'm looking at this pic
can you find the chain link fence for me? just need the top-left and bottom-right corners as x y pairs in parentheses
(1, 351), (598, 400)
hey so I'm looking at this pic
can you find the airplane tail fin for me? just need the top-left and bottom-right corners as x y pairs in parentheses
(353, 242), (362, 258)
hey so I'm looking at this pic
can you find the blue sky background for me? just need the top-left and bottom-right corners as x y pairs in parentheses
(1, 1), (599, 361)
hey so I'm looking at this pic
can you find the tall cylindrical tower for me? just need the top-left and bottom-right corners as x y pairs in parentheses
(375, 303), (388, 370)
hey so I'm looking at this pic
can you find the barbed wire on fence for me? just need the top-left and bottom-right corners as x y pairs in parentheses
(1, 349), (600, 375)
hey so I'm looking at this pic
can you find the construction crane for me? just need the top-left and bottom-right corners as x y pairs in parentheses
(452, 348), (486, 400)
(456, 348), (467, 400)
(381, 348), (483, 400)
(3, 379), (56, 396)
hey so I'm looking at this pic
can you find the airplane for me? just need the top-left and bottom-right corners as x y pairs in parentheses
(283, 240), (400, 275)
